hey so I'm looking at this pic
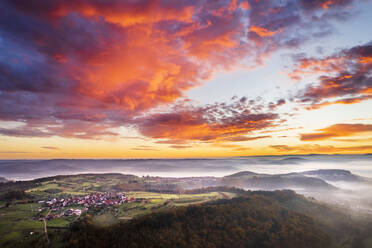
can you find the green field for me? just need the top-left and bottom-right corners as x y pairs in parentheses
(111, 191), (227, 221)
(0, 175), (234, 246)
(0, 203), (43, 245)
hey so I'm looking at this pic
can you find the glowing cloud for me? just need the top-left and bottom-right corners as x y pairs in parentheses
(270, 144), (372, 154)
(0, 0), (361, 141)
(300, 124), (372, 141)
(249, 26), (278, 37)
(291, 42), (372, 109)
(136, 98), (279, 142)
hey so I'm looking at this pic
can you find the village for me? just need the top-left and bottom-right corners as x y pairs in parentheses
(37, 192), (141, 220)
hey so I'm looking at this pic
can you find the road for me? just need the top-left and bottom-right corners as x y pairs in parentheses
(43, 209), (51, 244)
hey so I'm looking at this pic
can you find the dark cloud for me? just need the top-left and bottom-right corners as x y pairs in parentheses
(300, 0), (354, 11)
(269, 99), (286, 110)
(246, 0), (357, 63)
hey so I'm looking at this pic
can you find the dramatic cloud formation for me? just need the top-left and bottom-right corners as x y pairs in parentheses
(136, 97), (279, 142)
(291, 42), (372, 109)
(0, 0), (359, 141)
(301, 124), (372, 141)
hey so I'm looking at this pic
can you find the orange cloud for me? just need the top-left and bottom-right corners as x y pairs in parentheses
(0, 0), (361, 141)
(271, 144), (372, 154)
(301, 0), (354, 10)
(139, 111), (277, 141)
(320, 0), (337, 9)
(249, 26), (278, 37)
(240, 1), (251, 10)
(292, 42), (372, 109)
(48, 2), (195, 27)
(49, 2), (249, 114)
(136, 98), (279, 142)
(288, 57), (345, 80)
(305, 95), (372, 110)
(221, 135), (271, 142)
(300, 124), (372, 141)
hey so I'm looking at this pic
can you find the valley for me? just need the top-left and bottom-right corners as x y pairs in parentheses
(0, 169), (372, 247)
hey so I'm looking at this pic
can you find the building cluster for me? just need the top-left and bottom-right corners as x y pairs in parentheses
(38, 192), (138, 220)
(44, 208), (83, 220)
(46, 192), (131, 208)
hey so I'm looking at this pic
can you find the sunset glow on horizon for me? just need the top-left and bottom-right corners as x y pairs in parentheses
(0, 0), (371, 159)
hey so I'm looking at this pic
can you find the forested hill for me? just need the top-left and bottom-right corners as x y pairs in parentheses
(58, 192), (330, 248)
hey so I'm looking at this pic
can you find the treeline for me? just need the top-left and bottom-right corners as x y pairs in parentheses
(114, 182), (181, 193)
(184, 186), (247, 194)
(58, 194), (330, 248)
(0, 190), (32, 201)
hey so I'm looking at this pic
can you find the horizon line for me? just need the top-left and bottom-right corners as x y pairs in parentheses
(0, 153), (371, 160)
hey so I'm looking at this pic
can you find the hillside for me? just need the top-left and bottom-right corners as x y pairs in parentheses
(0, 174), (371, 248)
(223, 171), (336, 190)
(299, 169), (365, 182)
(57, 192), (331, 248)
(39, 190), (372, 248)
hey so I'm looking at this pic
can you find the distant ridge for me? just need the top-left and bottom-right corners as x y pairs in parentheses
(300, 169), (364, 182)
(225, 171), (259, 177)
(0, 155), (371, 181)
(223, 170), (337, 190)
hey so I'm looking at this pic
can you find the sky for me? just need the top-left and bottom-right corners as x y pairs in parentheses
(0, 0), (371, 159)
